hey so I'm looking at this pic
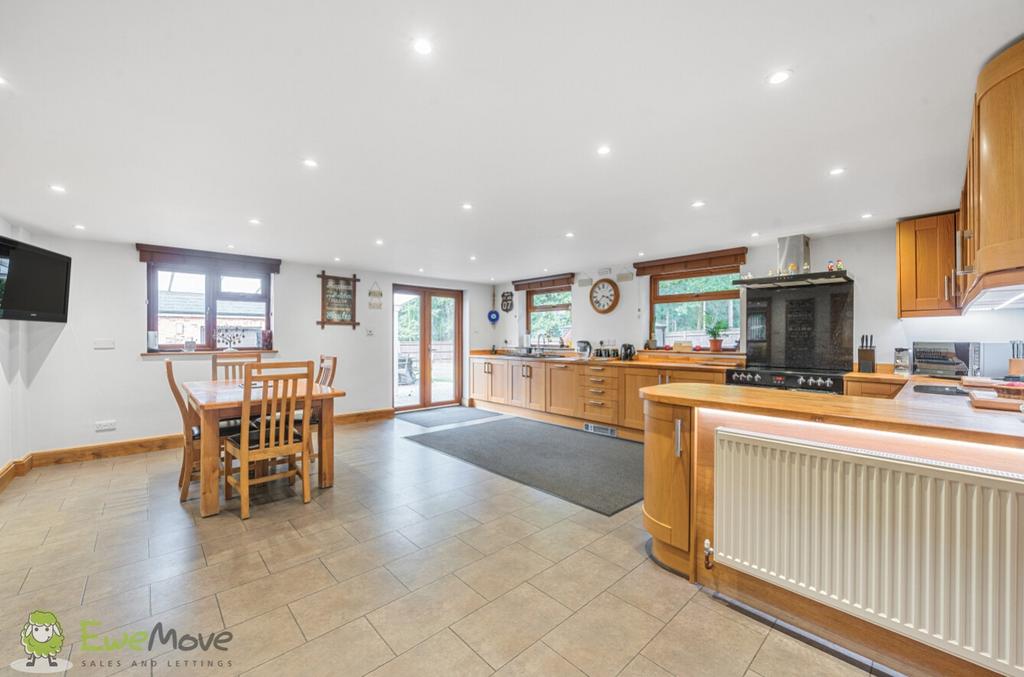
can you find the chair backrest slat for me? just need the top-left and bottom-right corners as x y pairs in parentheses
(316, 354), (338, 388)
(239, 361), (314, 456)
(164, 360), (196, 437)
(212, 351), (263, 380)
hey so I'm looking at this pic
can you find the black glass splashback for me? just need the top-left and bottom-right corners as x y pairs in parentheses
(744, 281), (853, 371)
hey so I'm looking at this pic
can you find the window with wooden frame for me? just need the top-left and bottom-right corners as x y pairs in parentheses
(650, 268), (742, 349)
(137, 244), (281, 352)
(526, 287), (573, 344)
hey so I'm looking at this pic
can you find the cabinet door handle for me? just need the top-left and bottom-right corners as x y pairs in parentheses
(952, 268), (957, 298)
(588, 400), (605, 406)
(589, 377), (605, 383)
(673, 418), (682, 458)
(944, 275), (950, 302)
(589, 389), (605, 394)
(591, 367), (605, 371)
(955, 230), (963, 275)
(553, 364), (568, 369)
(665, 373), (671, 384)
(657, 374), (663, 385)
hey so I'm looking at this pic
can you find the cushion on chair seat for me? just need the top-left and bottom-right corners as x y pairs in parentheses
(224, 427), (303, 449)
(292, 410), (321, 425)
(190, 419), (245, 440)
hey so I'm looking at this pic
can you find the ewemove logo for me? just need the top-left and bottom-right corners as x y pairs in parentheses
(10, 610), (73, 673)
(10, 612), (234, 673)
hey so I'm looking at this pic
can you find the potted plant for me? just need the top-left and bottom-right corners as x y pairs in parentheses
(705, 315), (728, 352)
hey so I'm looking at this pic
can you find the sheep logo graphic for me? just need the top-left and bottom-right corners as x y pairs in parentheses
(10, 611), (72, 673)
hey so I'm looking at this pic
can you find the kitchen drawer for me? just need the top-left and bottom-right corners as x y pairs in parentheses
(578, 383), (619, 401)
(580, 398), (617, 423)
(578, 373), (619, 387)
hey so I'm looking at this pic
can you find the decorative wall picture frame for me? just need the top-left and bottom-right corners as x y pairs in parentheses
(368, 281), (384, 310)
(317, 271), (360, 329)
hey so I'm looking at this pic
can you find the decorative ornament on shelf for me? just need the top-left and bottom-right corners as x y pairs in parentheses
(368, 281), (383, 310)
(802, 261), (811, 273)
(786, 262), (798, 275)
(836, 259), (846, 271)
(217, 327), (245, 351)
(826, 260), (836, 271)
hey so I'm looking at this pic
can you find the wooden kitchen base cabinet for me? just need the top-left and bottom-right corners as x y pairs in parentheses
(545, 362), (578, 417)
(642, 400), (692, 569)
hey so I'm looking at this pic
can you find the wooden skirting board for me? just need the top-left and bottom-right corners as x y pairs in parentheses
(333, 407), (395, 424)
(0, 407), (396, 494)
(470, 399), (643, 442)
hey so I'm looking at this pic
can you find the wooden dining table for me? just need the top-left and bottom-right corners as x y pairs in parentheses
(183, 379), (346, 517)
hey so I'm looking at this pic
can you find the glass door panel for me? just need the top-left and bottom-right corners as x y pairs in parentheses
(394, 285), (462, 410)
(394, 291), (422, 409)
(429, 295), (456, 403)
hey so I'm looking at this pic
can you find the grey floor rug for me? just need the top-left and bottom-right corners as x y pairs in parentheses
(407, 417), (643, 515)
(397, 406), (502, 428)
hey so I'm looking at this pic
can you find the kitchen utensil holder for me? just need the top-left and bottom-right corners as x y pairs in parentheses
(1009, 359), (1024, 377)
(858, 348), (876, 373)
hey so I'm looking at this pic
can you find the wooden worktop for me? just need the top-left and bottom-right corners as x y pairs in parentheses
(469, 353), (735, 372)
(639, 382), (1024, 448)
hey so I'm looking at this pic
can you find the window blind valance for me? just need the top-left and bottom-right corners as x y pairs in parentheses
(633, 247), (746, 277)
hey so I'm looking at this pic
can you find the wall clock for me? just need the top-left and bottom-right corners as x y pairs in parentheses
(589, 278), (620, 314)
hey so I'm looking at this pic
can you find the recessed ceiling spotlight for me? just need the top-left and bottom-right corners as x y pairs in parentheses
(751, 232), (760, 238)
(302, 158), (319, 169)
(413, 38), (433, 55)
(490, 277), (495, 281)
(861, 213), (873, 219)
(637, 251), (645, 257)
(333, 256), (340, 262)
(73, 224), (85, 231)
(49, 184), (66, 193)
(543, 268), (549, 273)
(767, 70), (792, 85)
(829, 167), (845, 176)
(375, 239), (384, 245)
(0, 75), (7, 86)
(462, 203), (473, 210)
(691, 200), (706, 208)
(596, 145), (611, 156)
(565, 232), (575, 238)
(470, 255), (477, 261)
(418, 267), (425, 273)
(248, 218), (261, 225)
(227, 244), (235, 250)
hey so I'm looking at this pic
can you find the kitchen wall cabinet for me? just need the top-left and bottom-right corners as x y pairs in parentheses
(896, 212), (959, 317)
(642, 400), (691, 556)
(957, 36), (1024, 308)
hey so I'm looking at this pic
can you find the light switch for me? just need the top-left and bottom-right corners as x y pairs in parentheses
(93, 339), (115, 350)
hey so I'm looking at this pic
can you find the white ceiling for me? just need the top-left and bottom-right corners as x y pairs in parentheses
(1, 1), (1022, 283)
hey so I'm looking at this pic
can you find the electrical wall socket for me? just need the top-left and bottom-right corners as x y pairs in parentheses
(94, 420), (117, 432)
(366, 328), (375, 337)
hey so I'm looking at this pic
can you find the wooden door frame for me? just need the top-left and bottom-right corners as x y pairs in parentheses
(393, 284), (464, 411)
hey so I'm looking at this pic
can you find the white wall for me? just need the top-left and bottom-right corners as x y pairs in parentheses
(1, 227), (498, 457)
(495, 225), (1024, 362)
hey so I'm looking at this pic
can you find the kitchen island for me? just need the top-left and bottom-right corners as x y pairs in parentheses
(639, 381), (1023, 677)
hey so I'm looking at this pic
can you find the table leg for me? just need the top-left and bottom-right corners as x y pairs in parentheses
(318, 398), (334, 488)
(199, 408), (221, 517)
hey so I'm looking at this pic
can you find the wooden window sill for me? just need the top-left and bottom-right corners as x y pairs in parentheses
(140, 349), (278, 358)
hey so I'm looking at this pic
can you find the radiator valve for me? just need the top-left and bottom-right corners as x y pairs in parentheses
(703, 539), (714, 570)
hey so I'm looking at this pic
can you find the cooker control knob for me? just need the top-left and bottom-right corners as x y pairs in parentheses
(816, 377), (825, 387)
(731, 372), (739, 381)
(825, 378), (834, 388)
(797, 376), (806, 386)
(754, 374), (762, 382)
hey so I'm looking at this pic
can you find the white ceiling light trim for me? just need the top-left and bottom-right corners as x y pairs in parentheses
(302, 158), (319, 168)
(413, 38), (433, 55)
(596, 145), (611, 156)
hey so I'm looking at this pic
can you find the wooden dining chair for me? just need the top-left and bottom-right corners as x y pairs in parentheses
(165, 360), (243, 502)
(223, 361), (314, 519)
(212, 351), (263, 380)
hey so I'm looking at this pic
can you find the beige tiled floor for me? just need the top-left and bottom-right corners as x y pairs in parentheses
(0, 417), (885, 676)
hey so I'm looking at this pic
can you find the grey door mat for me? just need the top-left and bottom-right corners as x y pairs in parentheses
(407, 417), (642, 516)
(397, 406), (502, 427)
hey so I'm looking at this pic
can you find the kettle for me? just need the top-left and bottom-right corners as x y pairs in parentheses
(621, 344), (637, 361)
(576, 340), (593, 359)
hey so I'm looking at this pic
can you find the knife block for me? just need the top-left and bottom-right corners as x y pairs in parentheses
(858, 348), (876, 373)
(1010, 359), (1024, 377)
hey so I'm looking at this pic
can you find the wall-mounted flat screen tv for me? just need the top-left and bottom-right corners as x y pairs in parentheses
(0, 236), (72, 323)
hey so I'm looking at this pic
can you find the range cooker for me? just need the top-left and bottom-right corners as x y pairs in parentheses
(725, 367), (845, 394)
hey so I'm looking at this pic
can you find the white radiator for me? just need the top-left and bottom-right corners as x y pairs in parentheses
(713, 428), (1024, 675)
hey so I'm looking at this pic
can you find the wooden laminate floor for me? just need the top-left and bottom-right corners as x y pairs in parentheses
(0, 417), (886, 676)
